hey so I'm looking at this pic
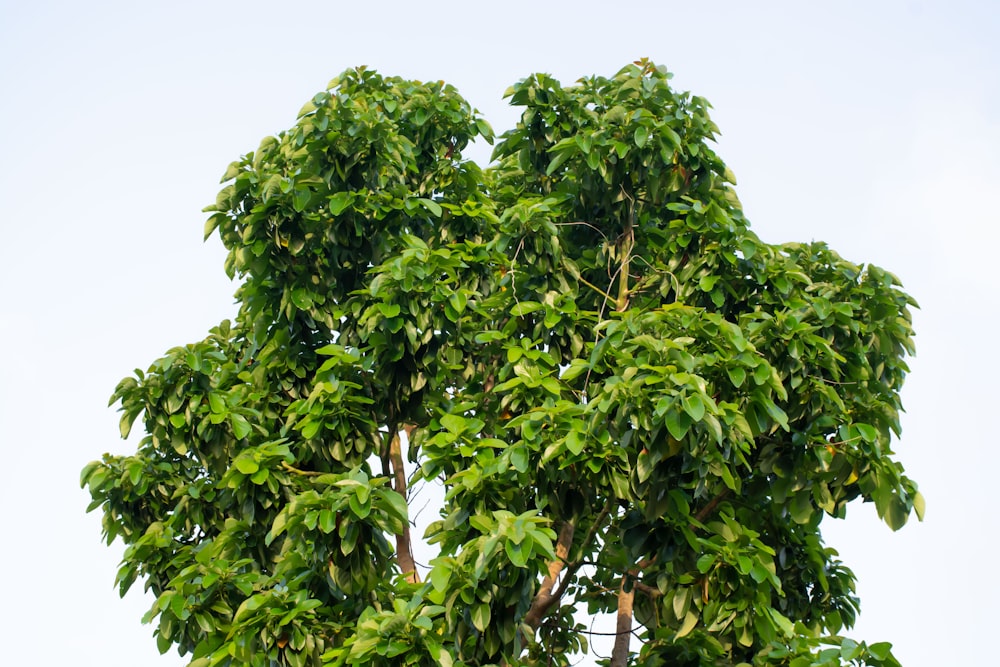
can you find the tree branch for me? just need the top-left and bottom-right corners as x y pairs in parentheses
(524, 520), (575, 631)
(614, 186), (638, 312)
(615, 201), (634, 313)
(633, 580), (661, 599)
(389, 425), (419, 584)
(523, 498), (615, 636)
(578, 274), (617, 306)
(692, 489), (730, 525)
(610, 573), (635, 667)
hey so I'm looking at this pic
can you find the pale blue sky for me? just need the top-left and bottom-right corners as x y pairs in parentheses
(1, 1), (997, 665)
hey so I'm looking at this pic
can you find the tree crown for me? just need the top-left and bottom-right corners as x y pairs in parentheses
(83, 60), (920, 667)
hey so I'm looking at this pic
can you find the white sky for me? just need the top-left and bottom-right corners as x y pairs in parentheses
(1, 1), (997, 664)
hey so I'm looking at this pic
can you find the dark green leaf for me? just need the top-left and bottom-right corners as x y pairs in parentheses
(328, 192), (353, 216)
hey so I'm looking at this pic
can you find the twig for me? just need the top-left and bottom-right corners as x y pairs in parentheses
(554, 220), (608, 240)
(808, 375), (858, 386)
(577, 275), (617, 305)
(281, 462), (324, 477)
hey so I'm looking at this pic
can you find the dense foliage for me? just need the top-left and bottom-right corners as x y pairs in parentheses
(83, 61), (921, 667)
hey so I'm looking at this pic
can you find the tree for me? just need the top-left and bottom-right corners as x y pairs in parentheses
(82, 61), (922, 667)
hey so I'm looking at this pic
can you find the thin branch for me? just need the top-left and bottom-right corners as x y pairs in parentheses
(589, 613), (611, 662)
(582, 265), (617, 396)
(808, 375), (858, 386)
(822, 435), (865, 447)
(572, 627), (642, 638)
(615, 188), (636, 313)
(508, 237), (526, 304)
(577, 274), (617, 305)
(555, 220), (609, 240)
(281, 462), (324, 477)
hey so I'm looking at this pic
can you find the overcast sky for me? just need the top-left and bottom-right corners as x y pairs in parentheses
(1, 1), (997, 665)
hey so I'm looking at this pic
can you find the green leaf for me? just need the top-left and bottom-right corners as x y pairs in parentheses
(377, 302), (401, 318)
(565, 429), (585, 455)
(474, 330), (504, 344)
(912, 490), (926, 521)
(676, 610), (698, 638)
(119, 411), (136, 439)
(790, 492), (813, 524)
(510, 301), (543, 317)
(868, 642), (894, 660)
(561, 359), (589, 382)
(510, 446), (529, 472)
(234, 456), (259, 475)
(448, 291), (467, 316)
(440, 413), (466, 434)
(429, 562), (452, 592)
(382, 487), (409, 527)
(665, 407), (690, 440)
(545, 149), (573, 176)
(672, 587), (689, 620)
(634, 125), (649, 148)
(767, 608), (795, 637)
(505, 540), (528, 567)
(884, 495), (908, 531)
(300, 419), (321, 439)
(760, 398), (789, 430)
(203, 213), (224, 240)
(290, 288), (313, 310)
(471, 603), (491, 632)
(292, 187), (311, 212)
(855, 423), (878, 443)
(681, 393), (705, 421)
(475, 117), (494, 141)
(208, 392), (226, 415)
(418, 198), (442, 217)
(328, 192), (353, 216)
(231, 413), (251, 440)
(841, 638), (861, 660)
(696, 553), (715, 573)
(726, 366), (746, 388)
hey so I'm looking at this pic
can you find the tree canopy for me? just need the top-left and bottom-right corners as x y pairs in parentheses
(82, 60), (921, 667)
